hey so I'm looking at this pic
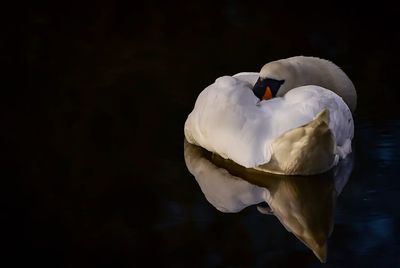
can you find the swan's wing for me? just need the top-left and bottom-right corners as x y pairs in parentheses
(185, 76), (273, 167)
(233, 72), (259, 85)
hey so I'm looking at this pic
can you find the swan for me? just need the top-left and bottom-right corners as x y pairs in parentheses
(184, 140), (353, 262)
(184, 56), (356, 175)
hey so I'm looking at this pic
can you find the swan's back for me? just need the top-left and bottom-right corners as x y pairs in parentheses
(260, 56), (357, 112)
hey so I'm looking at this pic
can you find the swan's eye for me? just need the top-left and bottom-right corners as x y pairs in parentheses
(252, 78), (267, 100)
(265, 78), (285, 97)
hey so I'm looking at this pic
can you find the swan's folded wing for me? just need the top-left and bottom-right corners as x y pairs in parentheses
(232, 72), (259, 86)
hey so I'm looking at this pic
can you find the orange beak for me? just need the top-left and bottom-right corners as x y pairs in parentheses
(262, 86), (273, 100)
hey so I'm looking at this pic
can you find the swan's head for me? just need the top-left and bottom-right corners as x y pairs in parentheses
(252, 77), (285, 101)
(252, 61), (291, 101)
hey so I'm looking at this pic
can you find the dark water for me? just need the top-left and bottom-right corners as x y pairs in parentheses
(10, 1), (400, 267)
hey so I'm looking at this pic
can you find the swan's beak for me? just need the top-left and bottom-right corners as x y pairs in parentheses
(262, 86), (273, 100)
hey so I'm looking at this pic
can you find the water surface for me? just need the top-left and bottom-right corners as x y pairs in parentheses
(16, 1), (400, 267)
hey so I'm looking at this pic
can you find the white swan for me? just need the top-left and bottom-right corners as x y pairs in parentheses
(184, 56), (356, 175)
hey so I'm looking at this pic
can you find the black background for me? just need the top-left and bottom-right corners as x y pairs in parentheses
(6, 0), (400, 267)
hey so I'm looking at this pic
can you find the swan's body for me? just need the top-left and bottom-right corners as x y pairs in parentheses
(184, 56), (356, 175)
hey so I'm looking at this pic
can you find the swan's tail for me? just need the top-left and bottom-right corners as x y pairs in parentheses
(314, 108), (330, 125)
(257, 109), (337, 175)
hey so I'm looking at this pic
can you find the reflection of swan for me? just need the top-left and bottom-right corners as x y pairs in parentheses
(184, 56), (355, 175)
(184, 140), (353, 263)
(184, 139), (265, 213)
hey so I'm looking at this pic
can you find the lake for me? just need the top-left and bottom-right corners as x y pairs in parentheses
(15, 1), (400, 267)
